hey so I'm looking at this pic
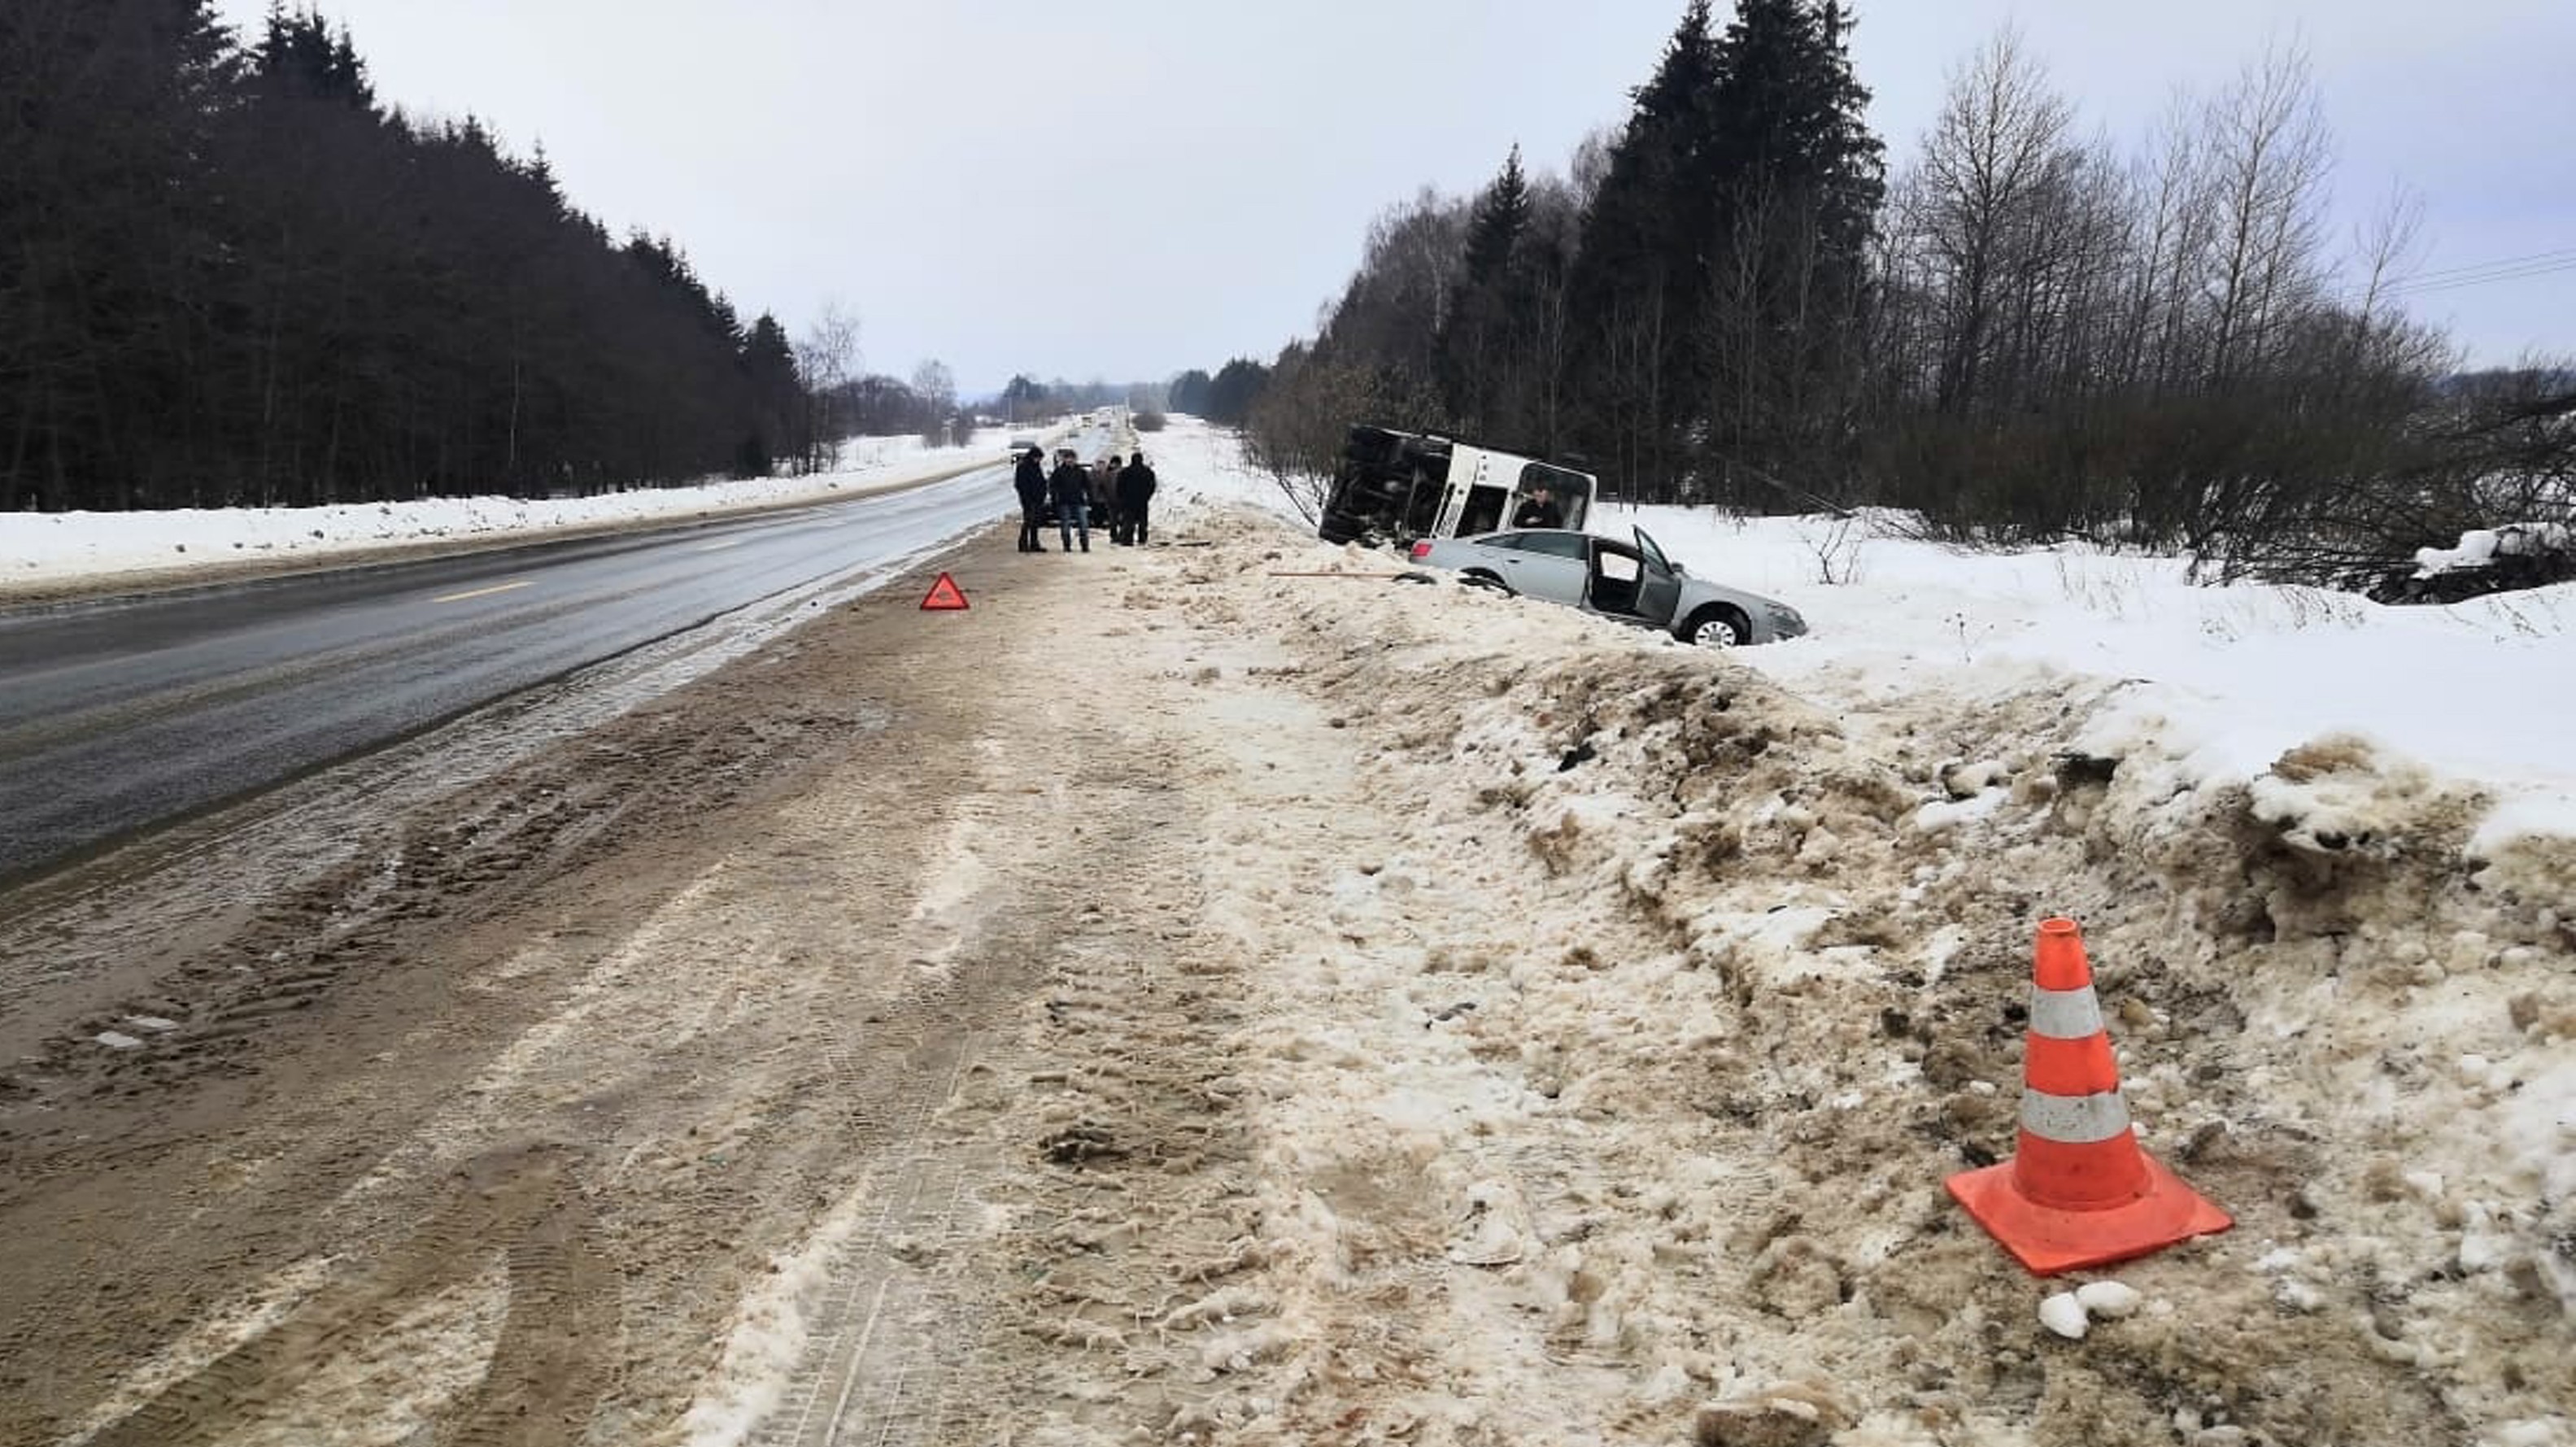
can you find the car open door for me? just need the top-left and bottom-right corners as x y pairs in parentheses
(1631, 527), (1685, 625)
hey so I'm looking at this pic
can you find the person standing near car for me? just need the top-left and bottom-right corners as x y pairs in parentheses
(1095, 454), (1126, 543)
(1116, 451), (1158, 546)
(1512, 485), (1564, 530)
(1048, 448), (1092, 552)
(1013, 447), (1050, 551)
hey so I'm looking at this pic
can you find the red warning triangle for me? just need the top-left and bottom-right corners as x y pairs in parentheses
(918, 572), (970, 611)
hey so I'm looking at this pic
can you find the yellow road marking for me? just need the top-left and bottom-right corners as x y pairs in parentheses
(430, 580), (533, 604)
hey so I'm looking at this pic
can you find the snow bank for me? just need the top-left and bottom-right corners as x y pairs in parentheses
(1149, 416), (2576, 812)
(2417, 522), (2574, 578)
(1092, 427), (2574, 1445)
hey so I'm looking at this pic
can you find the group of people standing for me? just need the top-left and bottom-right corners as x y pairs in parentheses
(1013, 445), (1157, 553)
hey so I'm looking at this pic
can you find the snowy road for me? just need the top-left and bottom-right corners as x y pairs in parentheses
(0, 454), (1060, 878)
(0, 444), (2567, 1445)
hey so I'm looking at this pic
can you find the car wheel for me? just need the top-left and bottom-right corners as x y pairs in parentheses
(1684, 604), (1748, 647)
(1459, 569), (1513, 595)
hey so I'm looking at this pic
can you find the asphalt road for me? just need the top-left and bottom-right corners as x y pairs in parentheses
(0, 442), (1092, 881)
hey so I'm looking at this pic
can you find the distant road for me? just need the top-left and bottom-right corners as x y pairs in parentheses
(0, 447), (1070, 880)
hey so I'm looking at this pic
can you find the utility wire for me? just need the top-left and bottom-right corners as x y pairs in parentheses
(2384, 259), (2576, 299)
(2380, 246), (2576, 298)
(2391, 246), (2576, 284)
(2388, 258), (2576, 293)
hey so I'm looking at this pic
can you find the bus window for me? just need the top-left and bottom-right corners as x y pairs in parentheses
(1458, 485), (1510, 536)
(1519, 462), (1592, 530)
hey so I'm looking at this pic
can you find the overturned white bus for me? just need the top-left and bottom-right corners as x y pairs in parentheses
(1316, 425), (1597, 549)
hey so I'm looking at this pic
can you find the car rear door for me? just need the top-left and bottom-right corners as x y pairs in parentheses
(1509, 531), (1589, 604)
(1458, 534), (1553, 595)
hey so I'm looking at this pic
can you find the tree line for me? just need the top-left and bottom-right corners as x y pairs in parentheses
(2, 2), (824, 512)
(1206, 1), (2573, 586)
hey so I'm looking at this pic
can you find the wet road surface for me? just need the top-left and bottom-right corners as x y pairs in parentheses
(0, 458), (1043, 879)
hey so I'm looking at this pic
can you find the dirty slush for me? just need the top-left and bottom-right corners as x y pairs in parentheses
(1, 499), (2568, 1446)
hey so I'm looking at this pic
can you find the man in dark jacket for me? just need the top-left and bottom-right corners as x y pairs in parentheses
(1095, 454), (1125, 543)
(1511, 486), (1565, 530)
(1116, 452), (1160, 546)
(1013, 447), (1049, 551)
(1048, 449), (1092, 552)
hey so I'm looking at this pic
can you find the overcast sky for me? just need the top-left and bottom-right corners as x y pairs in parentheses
(210, 1), (2572, 395)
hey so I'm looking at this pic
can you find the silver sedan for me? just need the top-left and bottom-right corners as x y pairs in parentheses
(1410, 525), (1807, 647)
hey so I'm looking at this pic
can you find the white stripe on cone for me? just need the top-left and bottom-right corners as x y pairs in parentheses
(2029, 985), (2106, 1041)
(2020, 1089), (2133, 1144)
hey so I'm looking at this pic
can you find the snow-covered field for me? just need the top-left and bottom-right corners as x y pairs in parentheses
(0, 426), (1050, 596)
(1145, 416), (2576, 841)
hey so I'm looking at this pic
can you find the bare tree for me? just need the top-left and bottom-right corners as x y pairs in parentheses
(1520, 181), (1585, 458)
(2349, 182), (2425, 327)
(795, 301), (861, 472)
(910, 358), (957, 447)
(1242, 343), (1378, 525)
(1568, 124), (1619, 213)
(1325, 190), (1470, 390)
(1907, 26), (2076, 416)
(2199, 41), (2333, 386)
(1598, 278), (1673, 499)
(2117, 91), (2221, 395)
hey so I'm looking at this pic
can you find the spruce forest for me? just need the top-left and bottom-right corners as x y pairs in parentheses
(8, 0), (2568, 594)
(1, 2), (822, 513)
(1219, 1), (2574, 588)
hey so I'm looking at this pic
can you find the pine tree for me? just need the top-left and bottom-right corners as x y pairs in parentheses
(256, 7), (368, 107)
(325, 25), (372, 108)
(1807, 1), (1885, 261)
(1436, 146), (1540, 437)
(0, 0), (238, 508)
(738, 314), (801, 477)
(1704, 0), (1881, 257)
(1562, 0), (1725, 499)
(1205, 358), (1272, 426)
(1699, 0), (1885, 496)
(1460, 145), (1531, 288)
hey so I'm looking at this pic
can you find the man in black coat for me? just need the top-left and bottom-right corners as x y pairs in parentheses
(1115, 451), (1159, 546)
(1048, 449), (1092, 552)
(1511, 486), (1565, 530)
(1013, 447), (1049, 551)
(1092, 453), (1122, 541)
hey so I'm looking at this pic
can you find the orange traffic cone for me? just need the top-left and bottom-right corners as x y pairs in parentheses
(1945, 917), (2232, 1275)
